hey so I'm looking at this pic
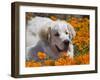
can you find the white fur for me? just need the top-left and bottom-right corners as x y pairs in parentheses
(26, 16), (76, 59)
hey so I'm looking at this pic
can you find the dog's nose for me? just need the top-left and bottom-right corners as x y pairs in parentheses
(63, 40), (69, 45)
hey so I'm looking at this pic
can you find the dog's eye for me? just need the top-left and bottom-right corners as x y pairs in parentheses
(55, 32), (59, 37)
(66, 32), (68, 34)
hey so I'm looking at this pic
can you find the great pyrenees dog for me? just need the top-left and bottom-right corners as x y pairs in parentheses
(26, 16), (76, 61)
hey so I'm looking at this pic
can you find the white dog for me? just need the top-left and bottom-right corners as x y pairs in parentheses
(26, 16), (76, 61)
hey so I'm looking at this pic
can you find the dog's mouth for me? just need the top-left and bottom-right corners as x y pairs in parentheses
(55, 45), (63, 52)
(55, 44), (69, 52)
(55, 40), (70, 52)
(63, 40), (69, 51)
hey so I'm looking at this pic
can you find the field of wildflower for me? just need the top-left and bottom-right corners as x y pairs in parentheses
(26, 13), (90, 67)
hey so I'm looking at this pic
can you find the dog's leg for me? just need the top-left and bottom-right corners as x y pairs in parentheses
(67, 43), (74, 59)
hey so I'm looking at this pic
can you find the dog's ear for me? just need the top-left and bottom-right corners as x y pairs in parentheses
(67, 23), (76, 39)
(39, 27), (51, 42)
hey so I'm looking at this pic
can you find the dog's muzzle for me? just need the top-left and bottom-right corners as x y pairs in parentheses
(55, 40), (69, 52)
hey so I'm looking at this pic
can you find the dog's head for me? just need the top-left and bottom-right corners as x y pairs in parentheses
(48, 21), (76, 52)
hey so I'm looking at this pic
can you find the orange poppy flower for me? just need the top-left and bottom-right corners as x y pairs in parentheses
(37, 52), (47, 60)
